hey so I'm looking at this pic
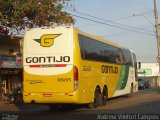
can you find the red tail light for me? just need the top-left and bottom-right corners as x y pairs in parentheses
(74, 66), (78, 91)
(74, 65), (78, 81)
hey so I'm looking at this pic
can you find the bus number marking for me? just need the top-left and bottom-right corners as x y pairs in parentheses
(83, 66), (91, 71)
(57, 78), (71, 82)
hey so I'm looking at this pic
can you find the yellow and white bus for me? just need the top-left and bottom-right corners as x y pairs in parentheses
(23, 26), (138, 108)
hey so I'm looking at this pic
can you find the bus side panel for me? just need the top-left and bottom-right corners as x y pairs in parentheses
(79, 61), (122, 102)
(113, 51), (138, 97)
(74, 30), (122, 103)
(113, 66), (137, 97)
(116, 66), (129, 90)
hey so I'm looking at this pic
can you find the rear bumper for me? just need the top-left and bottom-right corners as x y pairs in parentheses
(23, 91), (80, 104)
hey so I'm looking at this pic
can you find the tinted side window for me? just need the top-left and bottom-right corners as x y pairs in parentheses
(78, 35), (121, 64)
(122, 50), (133, 66)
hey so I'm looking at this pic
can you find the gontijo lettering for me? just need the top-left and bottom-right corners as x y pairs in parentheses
(101, 65), (118, 74)
(26, 56), (70, 63)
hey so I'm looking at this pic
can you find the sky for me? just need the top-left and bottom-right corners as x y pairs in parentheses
(64, 0), (160, 63)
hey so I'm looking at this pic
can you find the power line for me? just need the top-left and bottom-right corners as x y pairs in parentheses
(138, 25), (154, 31)
(114, 0), (141, 11)
(101, 31), (132, 38)
(71, 13), (156, 37)
(77, 23), (99, 28)
(114, 0), (155, 17)
(128, 0), (155, 18)
(127, 0), (154, 15)
(111, 15), (134, 21)
(133, 0), (152, 9)
(77, 18), (154, 32)
(102, 25), (154, 38)
(134, 0), (160, 13)
(64, 7), (155, 33)
(111, 10), (153, 21)
(125, 0), (150, 11)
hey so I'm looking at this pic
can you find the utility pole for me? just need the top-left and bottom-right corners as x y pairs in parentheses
(154, 0), (160, 87)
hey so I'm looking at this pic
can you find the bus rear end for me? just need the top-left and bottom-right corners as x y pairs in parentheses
(23, 26), (78, 103)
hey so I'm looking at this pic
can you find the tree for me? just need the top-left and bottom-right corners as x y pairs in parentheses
(0, 0), (75, 36)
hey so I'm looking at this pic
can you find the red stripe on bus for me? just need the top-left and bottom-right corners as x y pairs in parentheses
(29, 65), (41, 68)
(29, 64), (67, 68)
(54, 64), (67, 67)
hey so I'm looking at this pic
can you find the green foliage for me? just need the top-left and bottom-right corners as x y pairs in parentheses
(0, 0), (75, 35)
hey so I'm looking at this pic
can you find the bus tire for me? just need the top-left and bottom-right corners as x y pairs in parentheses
(87, 88), (101, 108)
(126, 83), (134, 97)
(130, 83), (134, 94)
(101, 87), (107, 106)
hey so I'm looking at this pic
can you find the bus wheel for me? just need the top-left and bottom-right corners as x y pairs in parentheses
(87, 88), (101, 108)
(125, 84), (134, 97)
(101, 87), (107, 106)
(130, 84), (134, 94)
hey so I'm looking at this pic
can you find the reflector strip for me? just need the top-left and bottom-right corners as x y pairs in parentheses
(29, 64), (67, 68)
(43, 94), (52, 97)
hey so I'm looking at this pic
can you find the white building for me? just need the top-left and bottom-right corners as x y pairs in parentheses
(138, 63), (160, 87)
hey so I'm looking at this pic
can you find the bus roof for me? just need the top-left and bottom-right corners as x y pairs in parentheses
(74, 27), (130, 51)
(27, 26), (131, 52)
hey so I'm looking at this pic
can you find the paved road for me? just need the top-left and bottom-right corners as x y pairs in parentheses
(0, 88), (160, 120)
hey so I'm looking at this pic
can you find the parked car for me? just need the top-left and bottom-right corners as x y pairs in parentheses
(138, 79), (151, 89)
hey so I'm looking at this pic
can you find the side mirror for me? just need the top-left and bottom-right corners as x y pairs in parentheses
(137, 62), (141, 69)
